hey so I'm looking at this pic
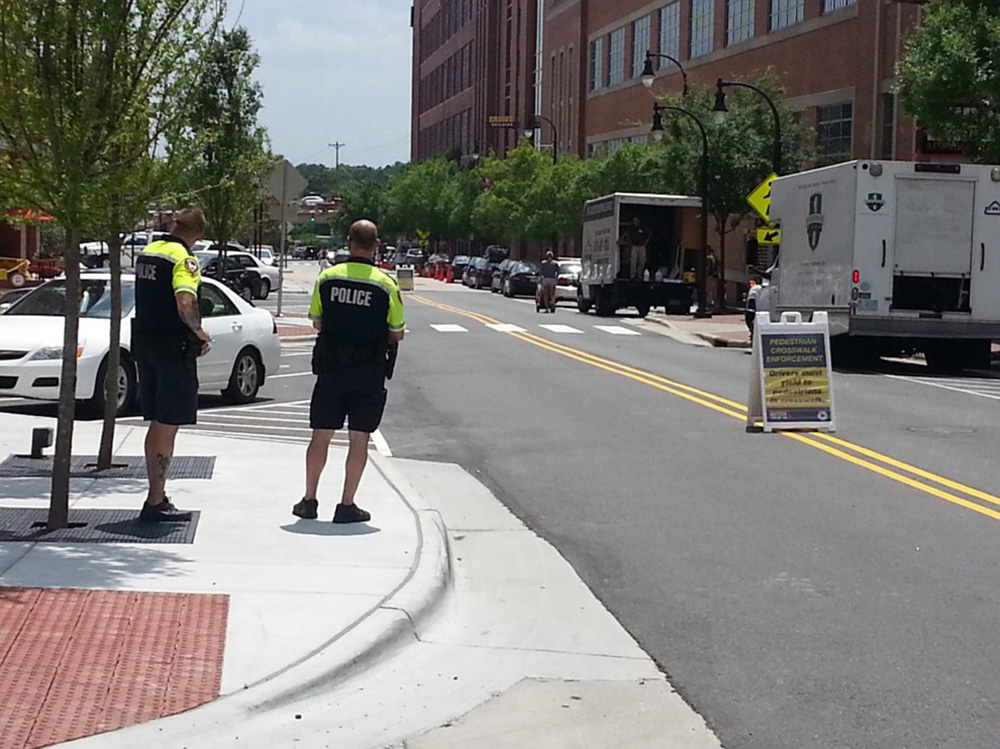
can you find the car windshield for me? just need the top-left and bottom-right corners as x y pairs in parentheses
(517, 262), (541, 273)
(559, 263), (581, 274)
(6, 278), (135, 318)
(453, 256), (469, 264)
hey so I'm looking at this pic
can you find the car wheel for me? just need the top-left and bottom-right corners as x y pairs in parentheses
(635, 303), (650, 318)
(222, 348), (262, 404)
(256, 277), (271, 300)
(9, 272), (26, 288)
(87, 353), (136, 418)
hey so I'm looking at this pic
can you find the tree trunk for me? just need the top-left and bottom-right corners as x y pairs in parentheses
(718, 226), (728, 311)
(48, 231), (82, 530)
(97, 235), (123, 470)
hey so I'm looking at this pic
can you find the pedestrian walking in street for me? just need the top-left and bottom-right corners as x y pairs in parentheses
(294, 219), (405, 524)
(538, 250), (559, 313)
(132, 207), (211, 523)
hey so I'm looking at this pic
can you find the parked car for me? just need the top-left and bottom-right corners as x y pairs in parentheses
(196, 248), (280, 300)
(501, 261), (541, 298)
(449, 255), (470, 282)
(402, 248), (428, 269)
(554, 259), (583, 303)
(250, 245), (276, 266)
(490, 258), (519, 293)
(426, 253), (451, 276)
(0, 271), (280, 416)
(463, 256), (500, 289)
(0, 286), (37, 314)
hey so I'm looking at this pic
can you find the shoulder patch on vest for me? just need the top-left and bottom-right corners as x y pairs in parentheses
(184, 257), (199, 274)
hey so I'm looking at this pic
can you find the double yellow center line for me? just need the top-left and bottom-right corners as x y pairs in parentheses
(412, 293), (1000, 521)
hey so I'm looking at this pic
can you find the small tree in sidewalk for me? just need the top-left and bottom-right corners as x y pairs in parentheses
(0, 0), (221, 528)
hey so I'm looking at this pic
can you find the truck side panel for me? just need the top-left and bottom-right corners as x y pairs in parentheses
(970, 169), (1000, 321)
(581, 196), (618, 290)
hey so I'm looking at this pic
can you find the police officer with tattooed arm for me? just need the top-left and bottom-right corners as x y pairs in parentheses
(293, 219), (405, 524)
(132, 208), (210, 523)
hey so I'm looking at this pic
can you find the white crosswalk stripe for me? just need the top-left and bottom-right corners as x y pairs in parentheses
(121, 399), (387, 452)
(538, 324), (584, 334)
(887, 374), (1000, 401)
(486, 323), (527, 333)
(593, 325), (641, 336)
(430, 324), (469, 333)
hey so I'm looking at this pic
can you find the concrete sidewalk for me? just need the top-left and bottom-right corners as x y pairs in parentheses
(0, 412), (721, 748)
(646, 312), (751, 349)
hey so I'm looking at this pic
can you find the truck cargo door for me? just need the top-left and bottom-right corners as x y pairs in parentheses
(892, 177), (974, 312)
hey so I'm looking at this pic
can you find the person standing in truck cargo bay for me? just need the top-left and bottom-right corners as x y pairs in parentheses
(293, 220), (405, 524)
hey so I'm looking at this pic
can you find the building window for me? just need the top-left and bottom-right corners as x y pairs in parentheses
(690, 0), (714, 58)
(816, 102), (853, 165)
(770, 0), (804, 31)
(631, 135), (649, 146)
(727, 0), (754, 45)
(589, 37), (603, 91)
(823, 0), (855, 12)
(609, 28), (626, 85)
(607, 138), (625, 154)
(659, 3), (681, 62)
(880, 93), (895, 160)
(632, 16), (651, 78)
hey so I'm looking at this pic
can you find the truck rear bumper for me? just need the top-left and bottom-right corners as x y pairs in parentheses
(849, 315), (1000, 339)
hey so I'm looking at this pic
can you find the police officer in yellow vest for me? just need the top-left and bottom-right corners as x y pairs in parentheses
(132, 208), (211, 523)
(293, 219), (405, 524)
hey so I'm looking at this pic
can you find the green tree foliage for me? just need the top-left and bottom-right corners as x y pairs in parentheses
(182, 26), (273, 251)
(654, 74), (811, 301)
(332, 180), (388, 239)
(297, 162), (403, 200)
(0, 0), (220, 528)
(897, 0), (1000, 162)
(382, 156), (456, 240)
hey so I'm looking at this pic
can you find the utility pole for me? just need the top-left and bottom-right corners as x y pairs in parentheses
(329, 141), (346, 168)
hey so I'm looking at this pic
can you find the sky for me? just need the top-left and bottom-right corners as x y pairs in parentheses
(225, 0), (413, 169)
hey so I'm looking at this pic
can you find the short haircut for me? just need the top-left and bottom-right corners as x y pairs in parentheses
(349, 220), (379, 251)
(173, 207), (207, 235)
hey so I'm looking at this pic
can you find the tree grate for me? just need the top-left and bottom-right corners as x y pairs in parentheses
(0, 508), (200, 544)
(0, 454), (215, 480)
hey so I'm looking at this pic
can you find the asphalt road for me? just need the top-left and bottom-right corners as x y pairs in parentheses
(377, 280), (1000, 749)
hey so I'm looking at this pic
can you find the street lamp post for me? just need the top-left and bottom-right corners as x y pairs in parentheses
(712, 78), (782, 175)
(651, 103), (712, 319)
(640, 51), (688, 96)
(525, 114), (558, 164)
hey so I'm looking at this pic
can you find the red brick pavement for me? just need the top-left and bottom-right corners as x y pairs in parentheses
(0, 588), (228, 749)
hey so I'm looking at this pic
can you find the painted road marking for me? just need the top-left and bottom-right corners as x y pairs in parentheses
(594, 325), (641, 336)
(409, 293), (1000, 521)
(430, 324), (469, 333)
(886, 375), (1000, 402)
(486, 323), (527, 333)
(539, 324), (584, 334)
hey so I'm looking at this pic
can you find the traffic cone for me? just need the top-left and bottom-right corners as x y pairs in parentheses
(438, 264), (445, 281)
(447, 267), (453, 283)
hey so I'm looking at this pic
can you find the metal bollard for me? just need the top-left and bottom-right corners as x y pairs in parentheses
(30, 427), (53, 459)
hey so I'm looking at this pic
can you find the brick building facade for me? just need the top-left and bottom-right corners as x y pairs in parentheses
(411, 0), (538, 162)
(541, 0), (924, 163)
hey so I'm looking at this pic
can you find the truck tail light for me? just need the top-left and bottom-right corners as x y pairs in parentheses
(852, 270), (860, 284)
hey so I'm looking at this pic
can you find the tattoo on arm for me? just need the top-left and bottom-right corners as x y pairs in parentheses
(155, 453), (171, 482)
(178, 301), (201, 334)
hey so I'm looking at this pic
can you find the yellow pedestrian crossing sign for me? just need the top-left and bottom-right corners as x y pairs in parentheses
(747, 173), (778, 224)
(757, 227), (781, 245)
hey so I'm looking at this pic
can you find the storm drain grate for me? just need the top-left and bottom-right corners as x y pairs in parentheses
(0, 454), (215, 479)
(0, 508), (200, 544)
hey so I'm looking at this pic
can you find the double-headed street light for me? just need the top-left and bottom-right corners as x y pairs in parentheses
(524, 114), (558, 164)
(651, 103), (712, 319)
(713, 78), (782, 175)
(640, 51), (688, 96)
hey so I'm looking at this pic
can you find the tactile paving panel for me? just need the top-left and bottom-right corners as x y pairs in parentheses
(0, 588), (228, 749)
(0, 455), (215, 480)
(0, 509), (200, 544)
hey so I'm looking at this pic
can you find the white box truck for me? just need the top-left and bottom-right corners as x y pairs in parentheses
(756, 160), (1000, 369)
(580, 193), (698, 317)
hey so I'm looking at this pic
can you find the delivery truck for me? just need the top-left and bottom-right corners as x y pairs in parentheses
(579, 193), (698, 317)
(754, 160), (1000, 370)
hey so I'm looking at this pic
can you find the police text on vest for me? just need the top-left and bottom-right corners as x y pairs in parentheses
(136, 263), (157, 280)
(330, 287), (373, 307)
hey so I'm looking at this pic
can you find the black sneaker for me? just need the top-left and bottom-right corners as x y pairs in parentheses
(333, 503), (371, 524)
(139, 501), (193, 523)
(293, 498), (319, 520)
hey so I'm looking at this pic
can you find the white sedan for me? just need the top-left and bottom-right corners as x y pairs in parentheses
(0, 271), (281, 416)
